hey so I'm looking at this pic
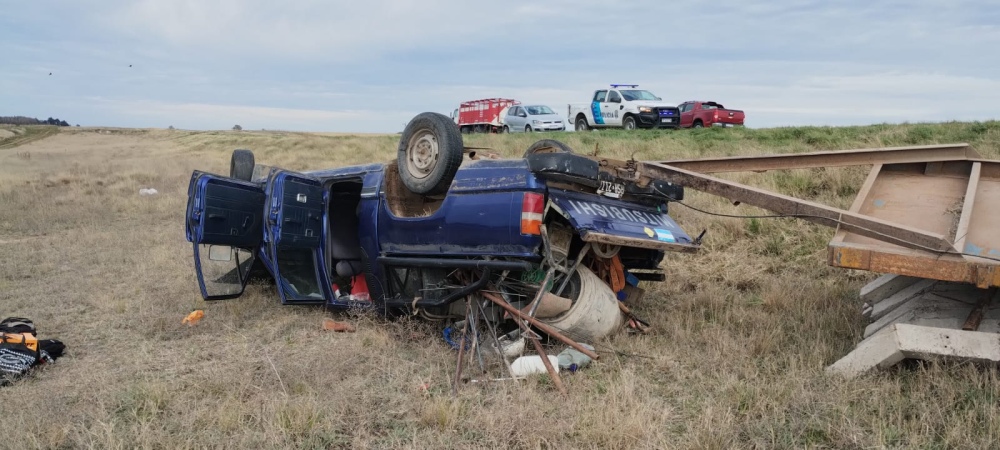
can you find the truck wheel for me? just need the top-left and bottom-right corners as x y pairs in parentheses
(623, 115), (636, 130)
(523, 139), (575, 157)
(230, 149), (255, 181)
(693, 120), (704, 128)
(397, 112), (464, 196)
(575, 116), (590, 131)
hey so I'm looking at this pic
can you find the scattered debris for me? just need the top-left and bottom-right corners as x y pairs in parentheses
(322, 319), (356, 332)
(139, 188), (158, 196)
(556, 344), (595, 372)
(510, 355), (561, 377)
(181, 310), (204, 326)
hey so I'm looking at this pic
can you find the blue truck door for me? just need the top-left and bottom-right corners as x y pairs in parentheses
(185, 171), (265, 300)
(266, 171), (334, 304)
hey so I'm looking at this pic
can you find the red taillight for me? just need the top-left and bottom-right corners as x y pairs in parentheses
(521, 192), (544, 235)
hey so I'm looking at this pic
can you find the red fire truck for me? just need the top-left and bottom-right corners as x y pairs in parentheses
(449, 98), (519, 133)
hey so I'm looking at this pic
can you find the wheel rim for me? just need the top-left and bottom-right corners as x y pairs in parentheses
(625, 118), (635, 130)
(526, 126), (531, 132)
(406, 130), (438, 180)
(576, 119), (585, 131)
(503, 126), (509, 133)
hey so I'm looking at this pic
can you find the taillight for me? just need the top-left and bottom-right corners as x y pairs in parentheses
(521, 192), (544, 235)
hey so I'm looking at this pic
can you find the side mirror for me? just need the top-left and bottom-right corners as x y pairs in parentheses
(208, 245), (233, 262)
(519, 113), (527, 117)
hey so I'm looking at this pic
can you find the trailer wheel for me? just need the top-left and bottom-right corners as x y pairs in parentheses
(523, 139), (575, 157)
(230, 149), (255, 181)
(623, 115), (636, 130)
(575, 116), (590, 131)
(397, 112), (464, 196)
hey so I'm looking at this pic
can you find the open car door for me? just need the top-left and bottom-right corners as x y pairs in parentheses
(186, 171), (265, 300)
(266, 171), (334, 304)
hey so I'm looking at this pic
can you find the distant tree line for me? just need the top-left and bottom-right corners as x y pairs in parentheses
(0, 116), (71, 126)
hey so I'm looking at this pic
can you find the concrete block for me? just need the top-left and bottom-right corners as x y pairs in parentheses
(828, 324), (1000, 378)
(860, 274), (923, 304)
(869, 279), (937, 321)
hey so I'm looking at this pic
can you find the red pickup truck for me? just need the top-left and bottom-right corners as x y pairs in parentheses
(678, 101), (745, 128)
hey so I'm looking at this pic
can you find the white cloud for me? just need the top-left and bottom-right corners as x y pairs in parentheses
(3, 0), (999, 131)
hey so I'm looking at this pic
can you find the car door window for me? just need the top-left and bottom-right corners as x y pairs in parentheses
(594, 91), (607, 102)
(607, 91), (621, 103)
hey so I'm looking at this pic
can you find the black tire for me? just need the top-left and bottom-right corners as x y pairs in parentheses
(525, 125), (532, 133)
(623, 115), (636, 130)
(230, 149), (255, 181)
(502, 125), (509, 133)
(693, 120), (704, 128)
(575, 116), (590, 131)
(397, 112), (464, 196)
(523, 139), (575, 158)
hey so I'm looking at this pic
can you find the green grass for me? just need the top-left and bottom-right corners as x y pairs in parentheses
(0, 125), (62, 149)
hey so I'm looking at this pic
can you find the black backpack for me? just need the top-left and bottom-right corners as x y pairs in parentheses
(1, 317), (65, 385)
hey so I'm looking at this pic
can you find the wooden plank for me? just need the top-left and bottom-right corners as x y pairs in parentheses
(642, 162), (955, 253)
(659, 144), (978, 173)
(954, 162), (981, 256)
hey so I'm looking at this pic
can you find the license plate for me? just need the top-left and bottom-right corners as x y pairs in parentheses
(597, 180), (625, 199)
(661, 118), (673, 123)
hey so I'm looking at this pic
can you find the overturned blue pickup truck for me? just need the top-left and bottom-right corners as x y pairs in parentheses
(185, 112), (698, 340)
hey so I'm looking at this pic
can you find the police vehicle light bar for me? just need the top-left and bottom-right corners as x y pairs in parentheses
(610, 84), (638, 88)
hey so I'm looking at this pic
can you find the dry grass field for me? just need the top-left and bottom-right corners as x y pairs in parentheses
(1, 121), (999, 449)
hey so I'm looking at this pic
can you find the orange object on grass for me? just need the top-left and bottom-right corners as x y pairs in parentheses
(182, 310), (204, 326)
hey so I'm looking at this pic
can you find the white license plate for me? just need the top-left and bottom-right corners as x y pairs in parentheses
(597, 180), (625, 199)
(660, 118), (673, 123)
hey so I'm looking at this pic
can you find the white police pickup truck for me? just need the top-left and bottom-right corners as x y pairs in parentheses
(567, 85), (681, 131)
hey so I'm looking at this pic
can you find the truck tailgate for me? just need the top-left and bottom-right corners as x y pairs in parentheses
(547, 188), (699, 253)
(718, 109), (745, 125)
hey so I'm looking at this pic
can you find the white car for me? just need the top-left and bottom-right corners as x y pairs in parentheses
(503, 105), (565, 133)
(567, 85), (680, 131)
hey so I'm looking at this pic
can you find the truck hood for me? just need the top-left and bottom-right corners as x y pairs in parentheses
(631, 101), (678, 108)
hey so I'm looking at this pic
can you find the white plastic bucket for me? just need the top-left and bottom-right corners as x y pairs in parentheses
(510, 355), (560, 377)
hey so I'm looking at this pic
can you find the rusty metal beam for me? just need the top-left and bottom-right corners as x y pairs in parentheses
(829, 243), (1000, 288)
(659, 144), (979, 173)
(954, 162), (981, 257)
(641, 161), (956, 253)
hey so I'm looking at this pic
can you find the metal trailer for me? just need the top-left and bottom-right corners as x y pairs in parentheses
(453, 98), (518, 134)
(627, 144), (1000, 376)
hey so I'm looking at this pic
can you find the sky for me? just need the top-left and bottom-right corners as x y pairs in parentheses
(2, 0), (999, 132)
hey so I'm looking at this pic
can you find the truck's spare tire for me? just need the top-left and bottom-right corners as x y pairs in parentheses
(523, 139), (575, 158)
(230, 149), (255, 182)
(397, 112), (464, 196)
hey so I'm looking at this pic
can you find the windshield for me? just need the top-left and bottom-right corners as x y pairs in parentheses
(620, 90), (661, 101)
(525, 105), (555, 115)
